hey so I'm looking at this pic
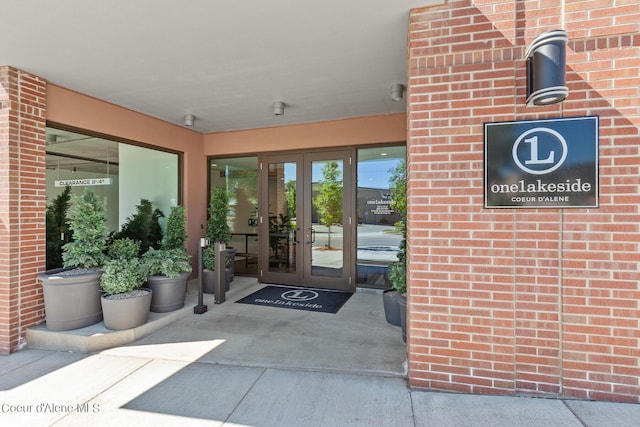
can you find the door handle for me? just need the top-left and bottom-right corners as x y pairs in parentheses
(306, 228), (316, 244)
(293, 228), (300, 244)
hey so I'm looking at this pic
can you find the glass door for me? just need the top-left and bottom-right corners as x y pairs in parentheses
(259, 151), (353, 291)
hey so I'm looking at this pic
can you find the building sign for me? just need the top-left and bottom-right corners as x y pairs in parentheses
(55, 178), (113, 187)
(485, 116), (598, 208)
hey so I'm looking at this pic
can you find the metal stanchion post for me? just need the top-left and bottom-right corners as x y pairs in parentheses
(214, 241), (226, 304)
(194, 238), (208, 314)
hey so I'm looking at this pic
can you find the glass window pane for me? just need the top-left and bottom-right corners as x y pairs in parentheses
(356, 146), (406, 288)
(210, 157), (259, 276)
(311, 159), (344, 277)
(45, 127), (179, 269)
(266, 161), (296, 274)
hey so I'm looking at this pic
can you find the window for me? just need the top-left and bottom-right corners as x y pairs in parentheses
(45, 127), (179, 269)
(209, 156), (259, 275)
(356, 145), (406, 288)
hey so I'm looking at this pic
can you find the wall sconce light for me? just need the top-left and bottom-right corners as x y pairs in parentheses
(184, 114), (195, 127)
(391, 84), (404, 102)
(273, 101), (285, 116)
(526, 29), (568, 106)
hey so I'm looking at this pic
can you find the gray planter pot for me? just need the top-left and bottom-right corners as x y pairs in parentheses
(203, 268), (230, 294)
(397, 293), (407, 343)
(202, 269), (215, 294)
(383, 289), (401, 327)
(146, 271), (189, 313)
(38, 268), (103, 331)
(101, 289), (151, 330)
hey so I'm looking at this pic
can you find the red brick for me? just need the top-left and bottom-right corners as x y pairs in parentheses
(407, 1), (640, 403)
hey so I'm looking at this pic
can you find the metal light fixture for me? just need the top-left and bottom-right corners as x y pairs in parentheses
(273, 101), (285, 116)
(184, 114), (195, 127)
(526, 30), (568, 106)
(391, 84), (404, 102)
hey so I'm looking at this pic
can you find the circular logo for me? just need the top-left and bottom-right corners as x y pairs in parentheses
(281, 290), (319, 302)
(512, 127), (567, 175)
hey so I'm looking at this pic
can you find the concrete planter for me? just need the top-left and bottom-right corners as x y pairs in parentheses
(38, 268), (103, 331)
(146, 271), (189, 313)
(101, 288), (151, 330)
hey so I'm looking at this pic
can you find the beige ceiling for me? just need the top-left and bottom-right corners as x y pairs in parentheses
(3, 0), (437, 133)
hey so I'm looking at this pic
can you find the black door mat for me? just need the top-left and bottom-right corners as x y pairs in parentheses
(236, 285), (352, 314)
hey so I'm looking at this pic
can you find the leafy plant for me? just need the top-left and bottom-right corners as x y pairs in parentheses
(388, 258), (406, 294)
(100, 259), (145, 296)
(100, 238), (145, 296)
(141, 247), (192, 278)
(269, 213), (291, 257)
(46, 186), (73, 270)
(204, 186), (231, 270)
(62, 188), (108, 269)
(114, 199), (164, 255)
(313, 161), (343, 249)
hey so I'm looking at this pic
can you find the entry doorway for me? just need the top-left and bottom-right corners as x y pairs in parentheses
(259, 150), (354, 291)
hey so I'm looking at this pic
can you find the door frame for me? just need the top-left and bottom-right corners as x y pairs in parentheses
(258, 148), (356, 292)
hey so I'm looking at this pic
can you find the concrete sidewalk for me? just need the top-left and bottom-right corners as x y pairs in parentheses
(1, 277), (639, 426)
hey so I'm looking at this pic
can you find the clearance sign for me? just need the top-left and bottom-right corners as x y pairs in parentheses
(484, 116), (598, 208)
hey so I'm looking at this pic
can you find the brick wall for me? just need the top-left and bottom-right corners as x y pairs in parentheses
(406, 1), (640, 402)
(0, 66), (47, 355)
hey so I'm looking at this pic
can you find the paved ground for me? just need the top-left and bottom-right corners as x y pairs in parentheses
(1, 277), (639, 426)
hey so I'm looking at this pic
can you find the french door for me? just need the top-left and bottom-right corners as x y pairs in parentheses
(259, 150), (353, 291)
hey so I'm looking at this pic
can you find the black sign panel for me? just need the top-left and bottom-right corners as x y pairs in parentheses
(485, 116), (598, 208)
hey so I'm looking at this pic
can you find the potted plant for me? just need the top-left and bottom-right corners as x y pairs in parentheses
(38, 188), (108, 331)
(141, 205), (192, 312)
(100, 238), (151, 330)
(203, 186), (232, 293)
(384, 160), (407, 341)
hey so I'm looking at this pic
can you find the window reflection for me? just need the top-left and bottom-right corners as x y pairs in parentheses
(357, 146), (406, 288)
(210, 157), (259, 276)
(45, 127), (179, 269)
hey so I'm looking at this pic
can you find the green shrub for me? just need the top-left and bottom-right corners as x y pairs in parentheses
(108, 238), (140, 261)
(100, 258), (145, 296)
(62, 189), (108, 269)
(163, 205), (188, 250)
(204, 186), (231, 270)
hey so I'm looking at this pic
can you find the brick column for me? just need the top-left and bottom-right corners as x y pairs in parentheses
(0, 66), (47, 354)
(407, 1), (639, 402)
